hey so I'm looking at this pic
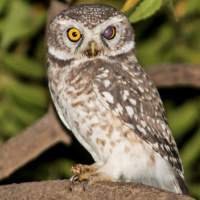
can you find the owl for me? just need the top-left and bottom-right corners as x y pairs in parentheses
(47, 4), (189, 195)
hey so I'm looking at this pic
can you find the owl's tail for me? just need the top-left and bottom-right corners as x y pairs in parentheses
(173, 169), (190, 195)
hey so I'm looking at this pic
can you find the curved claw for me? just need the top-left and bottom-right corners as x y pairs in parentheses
(83, 179), (90, 192)
(72, 175), (79, 187)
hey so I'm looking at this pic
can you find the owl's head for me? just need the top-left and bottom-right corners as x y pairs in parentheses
(47, 4), (135, 61)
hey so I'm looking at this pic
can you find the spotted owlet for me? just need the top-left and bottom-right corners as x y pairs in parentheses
(47, 4), (189, 195)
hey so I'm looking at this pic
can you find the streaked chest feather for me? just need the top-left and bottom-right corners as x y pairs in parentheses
(48, 60), (157, 165)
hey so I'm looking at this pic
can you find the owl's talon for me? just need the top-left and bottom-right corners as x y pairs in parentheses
(71, 175), (79, 187)
(70, 167), (116, 191)
(83, 179), (90, 191)
(70, 163), (102, 190)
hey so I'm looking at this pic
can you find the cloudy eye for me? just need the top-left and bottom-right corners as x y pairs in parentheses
(102, 26), (116, 40)
(67, 28), (81, 42)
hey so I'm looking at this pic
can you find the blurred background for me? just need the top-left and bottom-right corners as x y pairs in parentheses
(0, 0), (199, 198)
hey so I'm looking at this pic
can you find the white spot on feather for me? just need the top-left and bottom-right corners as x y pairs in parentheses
(139, 79), (143, 83)
(114, 108), (119, 115)
(155, 106), (158, 110)
(133, 90), (137, 94)
(165, 145), (170, 151)
(129, 98), (136, 105)
(136, 125), (147, 135)
(141, 120), (146, 128)
(124, 90), (129, 96)
(102, 73), (108, 78)
(125, 106), (134, 117)
(142, 128), (147, 135)
(167, 130), (171, 135)
(164, 155), (169, 160)
(104, 80), (111, 88)
(125, 123), (135, 130)
(140, 104), (143, 113)
(154, 143), (158, 149)
(123, 90), (129, 101)
(99, 67), (104, 71)
(117, 103), (123, 114)
(161, 123), (166, 130)
(148, 96), (152, 100)
(134, 114), (138, 121)
(122, 65), (129, 70)
(102, 92), (114, 104)
(139, 86), (144, 93)
(122, 81), (127, 85)
(133, 79), (139, 85)
(173, 158), (177, 163)
(160, 144), (164, 150)
(104, 69), (109, 73)
(96, 73), (108, 79)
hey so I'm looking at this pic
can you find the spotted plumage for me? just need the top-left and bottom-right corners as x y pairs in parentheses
(47, 4), (189, 194)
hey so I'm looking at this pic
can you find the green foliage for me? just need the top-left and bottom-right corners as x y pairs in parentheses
(1, 53), (46, 80)
(0, 0), (7, 15)
(0, 0), (48, 143)
(166, 98), (200, 140)
(126, 0), (163, 23)
(0, 0), (199, 198)
(0, 0), (46, 49)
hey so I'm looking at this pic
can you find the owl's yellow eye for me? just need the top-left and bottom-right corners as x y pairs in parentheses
(67, 28), (81, 42)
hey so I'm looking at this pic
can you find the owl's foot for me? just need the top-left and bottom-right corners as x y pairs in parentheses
(70, 163), (99, 189)
(73, 171), (117, 191)
(70, 163), (117, 191)
(71, 163), (98, 175)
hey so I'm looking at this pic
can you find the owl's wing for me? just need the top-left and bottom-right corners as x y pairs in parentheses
(92, 60), (183, 173)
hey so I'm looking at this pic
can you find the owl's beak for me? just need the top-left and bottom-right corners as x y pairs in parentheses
(91, 43), (95, 60)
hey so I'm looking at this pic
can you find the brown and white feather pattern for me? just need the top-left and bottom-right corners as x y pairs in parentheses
(91, 57), (183, 172)
(47, 4), (189, 195)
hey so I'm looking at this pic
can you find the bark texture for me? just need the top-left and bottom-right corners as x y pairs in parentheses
(146, 64), (200, 88)
(0, 106), (71, 181)
(0, 180), (194, 200)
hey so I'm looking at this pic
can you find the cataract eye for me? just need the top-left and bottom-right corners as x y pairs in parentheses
(102, 26), (116, 40)
(67, 28), (81, 42)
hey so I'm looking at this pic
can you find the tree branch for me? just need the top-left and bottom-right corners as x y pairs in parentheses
(0, 106), (71, 181)
(145, 64), (200, 88)
(0, 180), (194, 200)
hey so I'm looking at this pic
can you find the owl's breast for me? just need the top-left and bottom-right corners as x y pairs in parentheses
(49, 60), (110, 160)
(48, 60), (171, 182)
(64, 74), (109, 161)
